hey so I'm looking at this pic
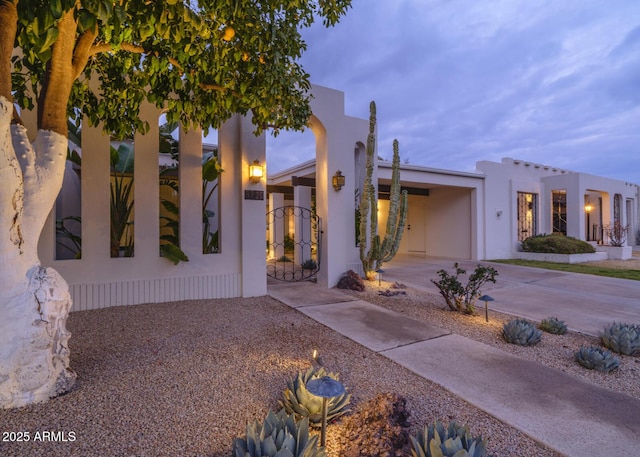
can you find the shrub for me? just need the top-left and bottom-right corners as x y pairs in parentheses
(301, 259), (318, 270)
(502, 319), (542, 346)
(521, 234), (595, 254)
(599, 322), (640, 356)
(575, 346), (620, 373)
(277, 255), (292, 262)
(603, 221), (629, 247)
(280, 367), (351, 427)
(538, 317), (568, 335)
(232, 409), (325, 457)
(410, 420), (490, 457)
(431, 263), (498, 314)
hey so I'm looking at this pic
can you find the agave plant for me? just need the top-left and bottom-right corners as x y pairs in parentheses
(538, 317), (568, 335)
(599, 322), (640, 356)
(502, 319), (542, 346)
(575, 346), (620, 373)
(280, 367), (351, 427)
(232, 409), (325, 457)
(410, 420), (490, 457)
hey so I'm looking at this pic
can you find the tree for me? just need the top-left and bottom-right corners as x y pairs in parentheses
(0, 0), (352, 409)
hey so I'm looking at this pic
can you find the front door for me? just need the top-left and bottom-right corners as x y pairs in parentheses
(407, 197), (426, 253)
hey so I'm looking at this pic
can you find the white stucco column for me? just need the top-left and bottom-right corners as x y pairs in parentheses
(238, 115), (267, 297)
(79, 119), (111, 260)
(310, 85), (366, 287)
(268, 193), (285, 260)
(293, 185), (312, 264)
(134, 103), (162, 261)
(179, 126), (203, 257)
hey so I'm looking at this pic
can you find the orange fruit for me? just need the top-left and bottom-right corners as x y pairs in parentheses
(222, 26), (235, 41)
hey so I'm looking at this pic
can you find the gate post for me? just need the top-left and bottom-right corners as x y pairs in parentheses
(294, 185), (312, 264)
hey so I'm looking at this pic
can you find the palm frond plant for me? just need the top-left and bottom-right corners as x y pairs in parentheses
(202, 150), (223, 254)
(110, 143), (135, 257)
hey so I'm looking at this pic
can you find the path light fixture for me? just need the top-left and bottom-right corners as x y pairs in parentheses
(249, 159), (264, 183)
(479, 294), (494, 323)
(311, 349), (323, 366)
(306, 376), (346, 448)
(332, 170), (345, 191)
(376, 268), (385, 286)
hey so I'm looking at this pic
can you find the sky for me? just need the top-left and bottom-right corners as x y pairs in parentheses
(266, 0), (640, 184)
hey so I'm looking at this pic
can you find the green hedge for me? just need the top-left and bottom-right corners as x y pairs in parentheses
(521, 234), (595, 254)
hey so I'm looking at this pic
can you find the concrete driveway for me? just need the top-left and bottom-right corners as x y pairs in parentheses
(382, 254), (640, 336)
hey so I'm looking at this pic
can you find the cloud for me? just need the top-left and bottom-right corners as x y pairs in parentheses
(267, 0), (640, 184)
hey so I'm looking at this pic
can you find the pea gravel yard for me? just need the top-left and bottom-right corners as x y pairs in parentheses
(1, 284), (637, 456)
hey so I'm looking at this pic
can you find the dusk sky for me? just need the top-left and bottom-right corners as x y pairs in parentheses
(266, 0), (640, 184)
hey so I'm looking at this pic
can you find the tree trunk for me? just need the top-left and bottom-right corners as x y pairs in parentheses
(0, 4), (84, 408)
(0, 95), (76, 409)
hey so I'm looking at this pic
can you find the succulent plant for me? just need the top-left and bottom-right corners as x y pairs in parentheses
(502, 319), (542, 346)
(538, 317), (568, 335)
(232, 409), (325, 457)
(280, 367), (351, 427)
(410, 420), (491, 457)
(599, 322), (640, 356)
(574, 346), (620, 373)
(301, 259), (318, 270)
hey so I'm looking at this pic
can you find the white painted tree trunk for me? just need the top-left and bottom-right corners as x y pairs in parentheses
(0, 96), (76, 409)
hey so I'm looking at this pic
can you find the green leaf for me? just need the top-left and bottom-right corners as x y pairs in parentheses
(78, 9), (97, 33)
(50, 0), (63, 19)
(160, 243), (189, 264)
(39, 27), (59, 54)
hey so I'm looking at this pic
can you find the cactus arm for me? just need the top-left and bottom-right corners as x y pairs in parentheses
(381, 190), (408, 263)
(380, 140), (402, 253)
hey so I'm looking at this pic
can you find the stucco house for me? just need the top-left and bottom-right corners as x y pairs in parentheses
(41, 85), (639, 312)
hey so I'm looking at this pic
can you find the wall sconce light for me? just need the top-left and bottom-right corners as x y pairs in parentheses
(332, 170), (345, 191)
(249, 159), (264, 184)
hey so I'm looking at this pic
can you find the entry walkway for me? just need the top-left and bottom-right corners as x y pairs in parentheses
(268, 273), (640, 457)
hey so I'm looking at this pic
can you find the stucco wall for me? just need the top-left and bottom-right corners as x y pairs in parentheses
(424, 187), (472, 259)
(37, 105), (267, 311)
(477, 157), (640, 258)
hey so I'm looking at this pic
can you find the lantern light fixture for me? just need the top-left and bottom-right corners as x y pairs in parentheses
(332, 170), (345, 191)
(249, 159), (264, 183)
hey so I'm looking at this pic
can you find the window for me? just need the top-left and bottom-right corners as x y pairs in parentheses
(551, 191), (567, 235)
(517, 192), (538, 241)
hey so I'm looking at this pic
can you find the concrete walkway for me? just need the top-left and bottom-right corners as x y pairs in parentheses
(268, 265), (640, 457)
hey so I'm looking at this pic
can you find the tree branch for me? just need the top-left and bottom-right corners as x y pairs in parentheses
(72, 28), (99, 80)
(0, 0), (18, 102)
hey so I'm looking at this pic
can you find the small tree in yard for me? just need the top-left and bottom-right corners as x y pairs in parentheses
(0, 0), (351, 409)
(431, 263), (498, 314)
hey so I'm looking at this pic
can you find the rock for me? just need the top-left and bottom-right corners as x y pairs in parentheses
(340, 393), (411, 456)
(336, 270), (365, 292)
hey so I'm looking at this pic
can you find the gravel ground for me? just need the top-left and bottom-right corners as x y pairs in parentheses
(344, 282), (640, 401)
(0, 294), (567, 457)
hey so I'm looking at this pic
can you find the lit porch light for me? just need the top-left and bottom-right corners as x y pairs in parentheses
(249, 159), (264, 184)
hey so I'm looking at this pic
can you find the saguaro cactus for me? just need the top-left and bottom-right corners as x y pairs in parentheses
(359, 101), (408, 279)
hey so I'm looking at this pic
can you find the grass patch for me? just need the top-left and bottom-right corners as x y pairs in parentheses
(491, 259), (640, 281)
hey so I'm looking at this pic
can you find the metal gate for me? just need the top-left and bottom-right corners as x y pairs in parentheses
(267, 206), (321, 281)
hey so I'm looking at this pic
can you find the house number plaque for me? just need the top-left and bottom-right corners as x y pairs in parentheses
(244, 190), (264, 200)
